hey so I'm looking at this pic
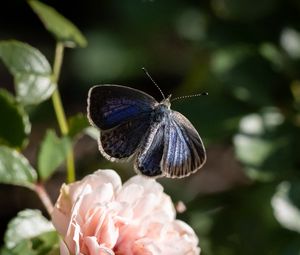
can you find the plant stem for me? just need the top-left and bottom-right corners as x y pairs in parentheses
(34, 183), (54, 216)
(51, 42), (76, 183)
(66, 150), (75, 183)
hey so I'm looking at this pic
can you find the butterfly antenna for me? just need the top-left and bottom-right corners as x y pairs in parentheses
(142, 67), (166, 99)
(171, 92), (208, 102)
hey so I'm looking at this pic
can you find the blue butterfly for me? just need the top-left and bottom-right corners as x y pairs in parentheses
(87, 82), (206, 178)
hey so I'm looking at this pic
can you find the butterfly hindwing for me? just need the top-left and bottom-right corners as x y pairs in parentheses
(135, 122), (165, 177)
(99, 113), (152, 161)
(129, 107), (206, 178)
(162, 111), (206, 178)
(88, 85), (157, 130)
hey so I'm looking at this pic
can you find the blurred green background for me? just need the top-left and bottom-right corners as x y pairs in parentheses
(1, 0), (300, 254)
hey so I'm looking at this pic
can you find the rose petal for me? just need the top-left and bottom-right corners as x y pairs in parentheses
(117, 183), (144, 205)
(84, 170), (122, 192)
(84, 236), (115, 255)
(123, 175), (163, 196)
(60, 239), (71, 255)
(98, 214), (119, 248)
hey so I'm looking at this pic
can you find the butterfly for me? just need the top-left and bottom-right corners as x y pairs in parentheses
(87, 78), (206, 178)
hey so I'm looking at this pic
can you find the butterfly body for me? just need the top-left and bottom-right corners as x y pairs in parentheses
(87, 84), (206, 178)
(151, 99), (170, 122)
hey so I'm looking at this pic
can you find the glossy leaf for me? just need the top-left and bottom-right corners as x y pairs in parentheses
(68, 113), (90, 139)
(37, 130), (71, 181)
(0, 146), (37, 188)
(233, 108), (293, 181)
(0, 40), (56, 105)
(272, 181), (300, 233)
(211, 47), (282, 106)
(0, 242), (36, 255)
(3, 209), (57, 255)
(1, 236), (59, 255)
(31, 231), (59, 255)
(29, 0), (87, 48)
(1, 231), (59, 255)
(0, 89), (31, 148)
(280, 28), (300, 59)
(189, 183), (297, 255)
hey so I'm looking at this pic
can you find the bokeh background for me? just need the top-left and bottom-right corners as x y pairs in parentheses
(1, 0), (300, 254)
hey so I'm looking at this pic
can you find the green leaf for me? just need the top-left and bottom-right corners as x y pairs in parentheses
(38, 130), (71, 181)
(0, 146), (37, 188)
(3, 209), (58, 255)
(4, 209), (54, 249)
(29, 0), (87, 48)
(30, 231), (59, 255)
(0, 89), (31, 148)
(211, 47), (282, 106)
(189, 183), (296, 255)
(234, 134), (274, 181)
(1, 241), (36, 255)
(68, 113), (99, 141)
(68, 113), (90, 139)
(1, 233), (59, 255)
(0, 40), (56, 105)
(272, 181), (300, 233)
(233, 107), (293, 181)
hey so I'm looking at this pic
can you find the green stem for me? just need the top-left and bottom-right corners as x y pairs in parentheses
(51, 42), (76, 183)
(52, 91), (68, 134)
(66, 150), (75, 183)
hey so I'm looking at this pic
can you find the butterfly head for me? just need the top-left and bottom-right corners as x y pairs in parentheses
(160, 94), (172, 109)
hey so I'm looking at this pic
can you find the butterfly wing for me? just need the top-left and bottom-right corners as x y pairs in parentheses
(134, 122), (165, 177)
(162, 111), (206, 178)
(87, 85), (157, 130)
(87, 85), (157, 161)
(99, 112), (152, 161)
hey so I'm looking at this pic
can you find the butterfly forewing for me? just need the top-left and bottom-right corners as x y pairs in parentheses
(88, 85), (158, 161)
(88, 85), (157, 130)
(162, 111), (206, 178)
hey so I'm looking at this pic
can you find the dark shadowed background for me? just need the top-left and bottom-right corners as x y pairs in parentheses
(1, 0), (300, 254)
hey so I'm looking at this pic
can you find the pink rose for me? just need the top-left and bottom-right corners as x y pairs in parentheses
(52, 170), (200, 255)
